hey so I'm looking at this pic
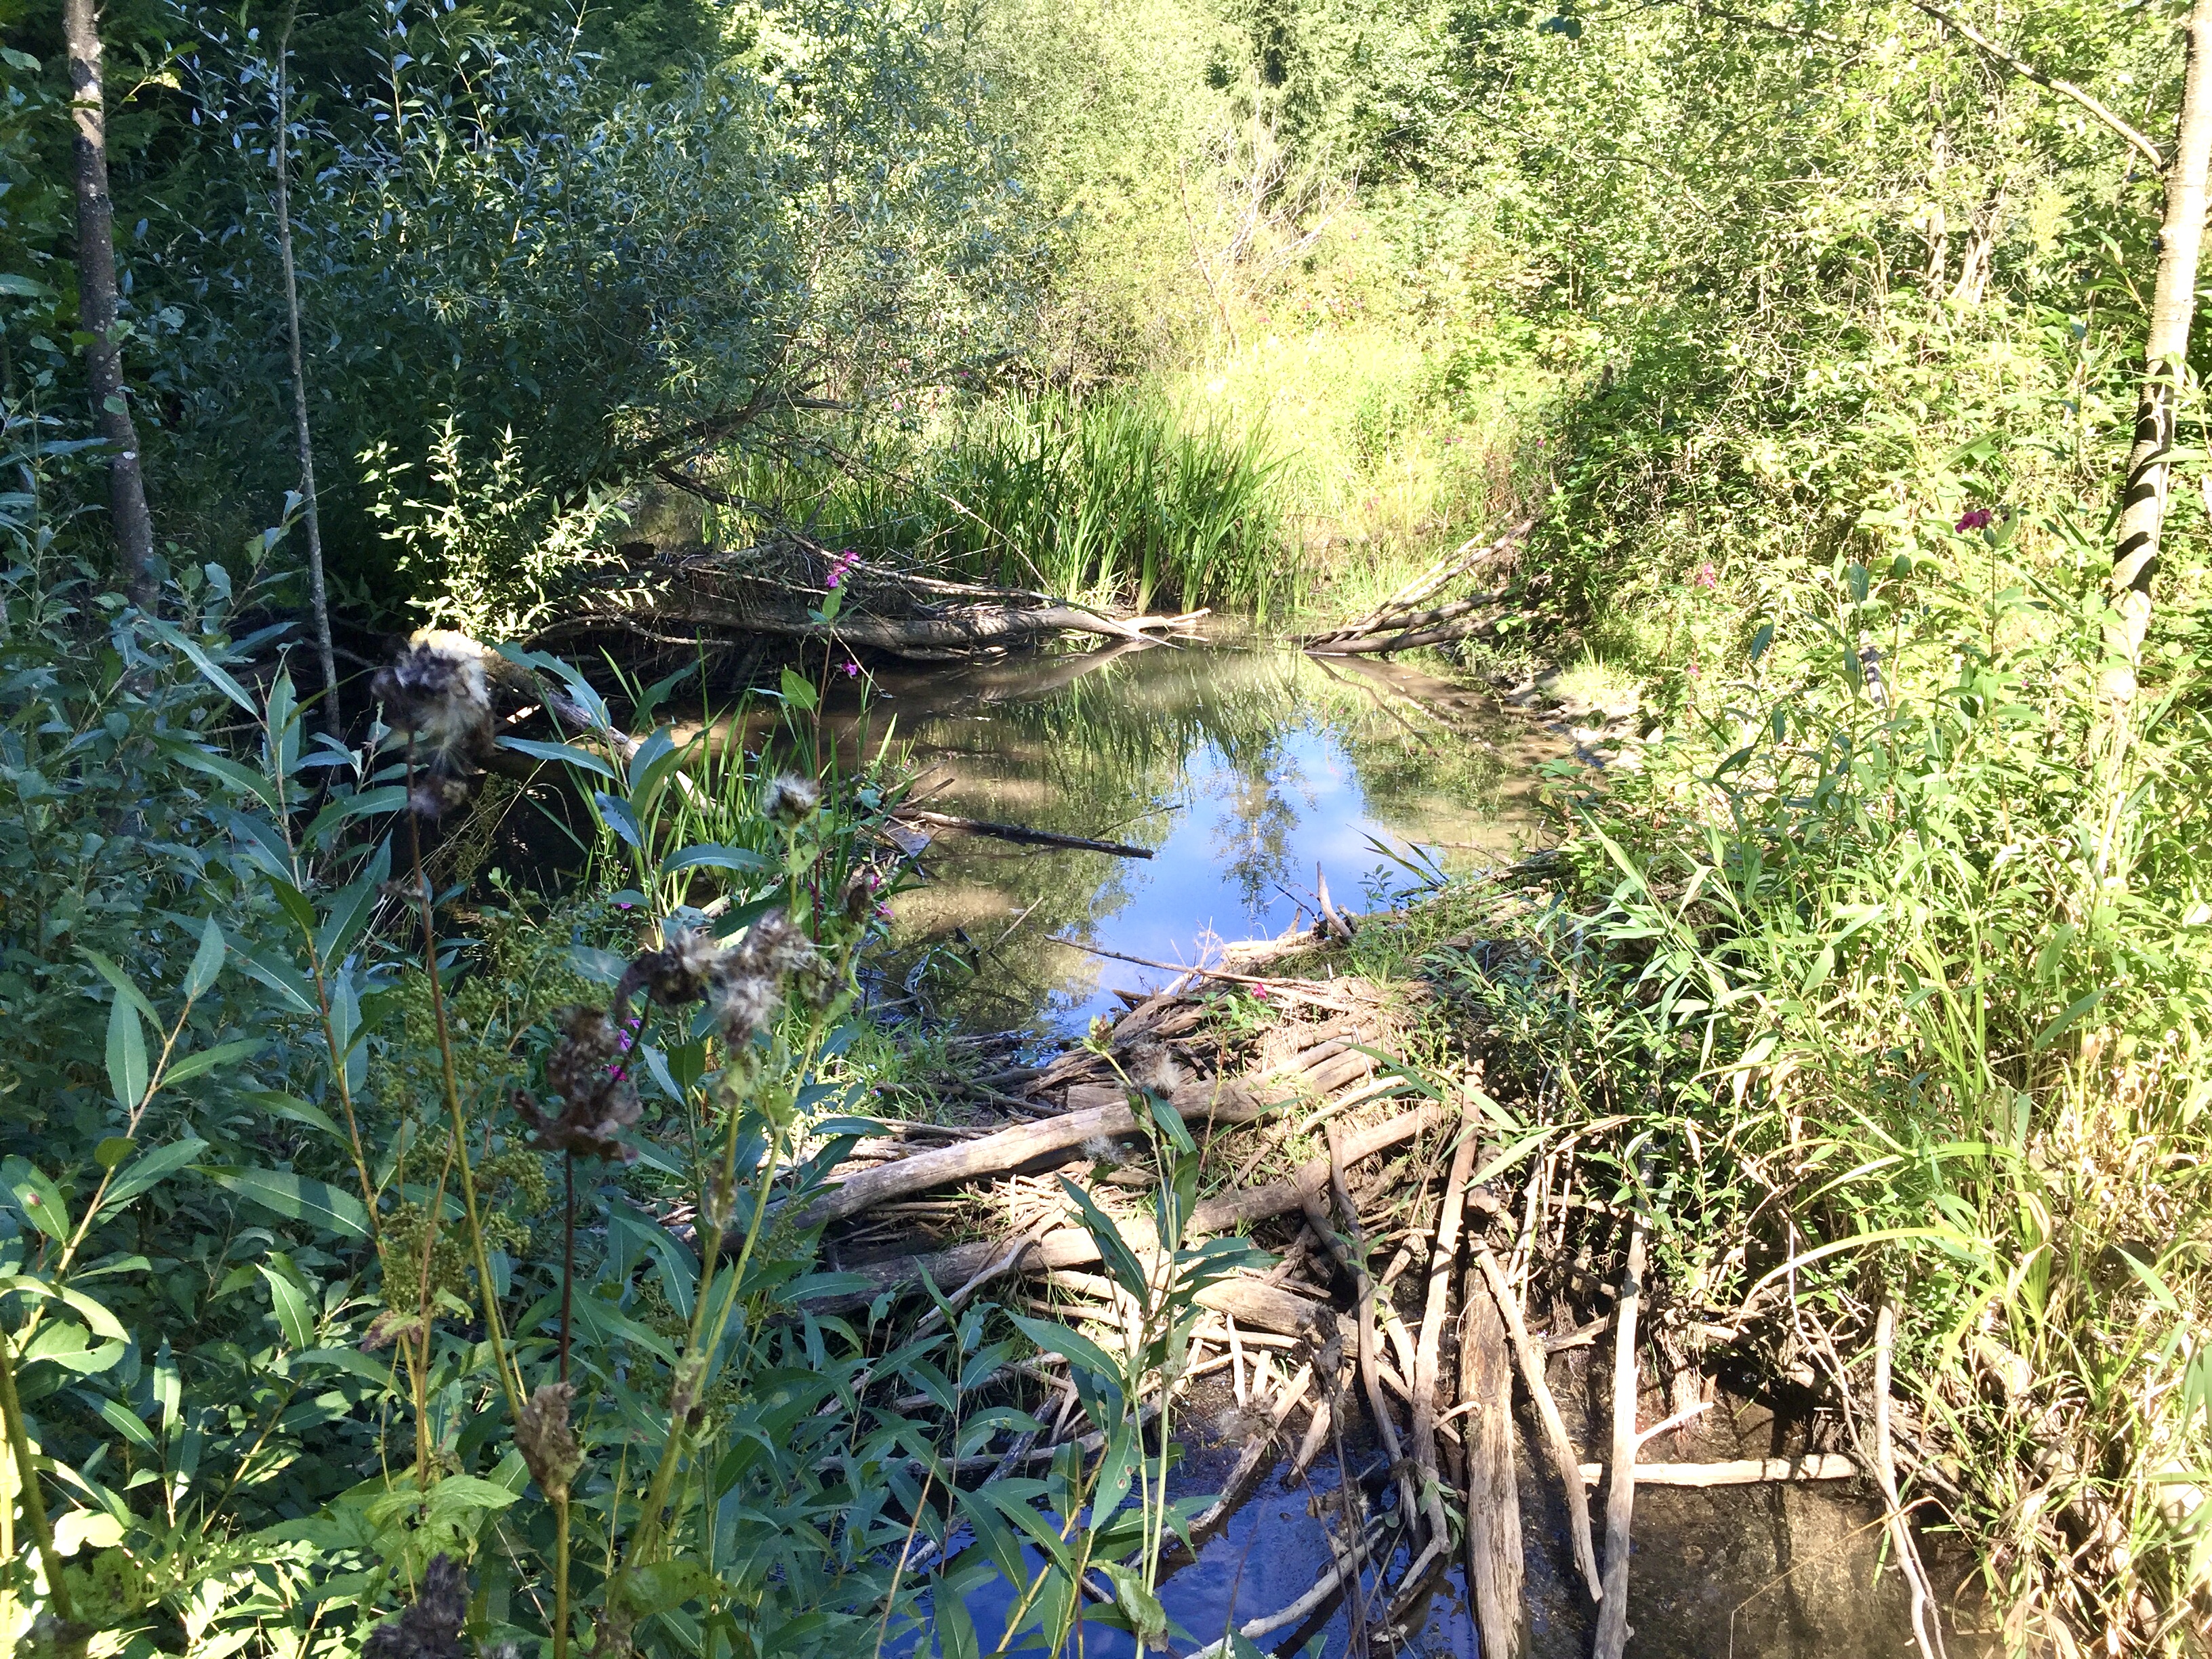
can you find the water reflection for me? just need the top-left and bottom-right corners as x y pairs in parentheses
(844, 642), (1549, 1034)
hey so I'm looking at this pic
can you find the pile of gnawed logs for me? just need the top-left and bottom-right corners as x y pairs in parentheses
(1300, 520), (1532, 658)
(792, 971), (1862, 1659)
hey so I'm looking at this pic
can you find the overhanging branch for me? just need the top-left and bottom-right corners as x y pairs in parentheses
(1907, 0), (2167, 173)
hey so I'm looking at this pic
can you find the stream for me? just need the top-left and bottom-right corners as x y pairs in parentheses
(830, 639), (1991, 1657)
(861, 640), (1548, 1034)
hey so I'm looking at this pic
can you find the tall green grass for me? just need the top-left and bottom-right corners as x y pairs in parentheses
(722, 392), (1290, 615)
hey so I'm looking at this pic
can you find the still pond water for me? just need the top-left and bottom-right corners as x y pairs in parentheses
(859, 640), (1543, 1033)
(830, 639), (1984, 1658)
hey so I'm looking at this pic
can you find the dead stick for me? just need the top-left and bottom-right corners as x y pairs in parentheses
(1170, 1362), (1315, 1558)
(1574, 1455), (1858, 1487)
(1875, 1301), (1948, 1659)
(804, 1107), (1450, 1316)
(1408, 1118), (1474, 1560)
(897, 808), (1154, 861)
(1313, 1121), (1416, 1525)
(1473, 1242), (1601, 1601)
(1462, 1253), (1525, 1658)
(1592, 1203), (1648, 1659)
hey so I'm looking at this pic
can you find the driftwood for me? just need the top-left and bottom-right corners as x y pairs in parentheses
(1875, 1301), (1948, 1659)
(1593, 1202), (1649, 1659)
(796, 1078), (1268, 1227)
(1473, 1242), (1603, 1601)
(1574, 1454), (1859, 1487)
(1303, 521), (1534, 649)
(1304, 1122), (1416, 1523)
(810, 1107), (1450, 1315)
(894, 809), (1154, 861)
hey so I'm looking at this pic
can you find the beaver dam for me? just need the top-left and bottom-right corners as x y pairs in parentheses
(758, 638), (1997, 1658)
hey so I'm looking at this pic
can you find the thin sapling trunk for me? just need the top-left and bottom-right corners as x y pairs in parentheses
(273, 12), (342, 731)
(61, 0), (157, 606)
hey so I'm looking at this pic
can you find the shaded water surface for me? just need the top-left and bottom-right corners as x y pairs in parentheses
(823, 640), (1989, 1656)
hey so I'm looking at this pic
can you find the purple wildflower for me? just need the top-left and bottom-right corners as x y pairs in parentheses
(1955, 508), (1994, 532)
(1693, 562), (1717, 590)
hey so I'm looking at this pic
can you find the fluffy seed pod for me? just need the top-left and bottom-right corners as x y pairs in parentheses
(371, 630), (493, 762)
(763, 773), (821, 824)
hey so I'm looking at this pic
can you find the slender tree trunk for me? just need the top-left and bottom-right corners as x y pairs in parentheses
(2106, 0), (2212, 716)
(62, 0), (157, 608)
(274, 13), (342, 730)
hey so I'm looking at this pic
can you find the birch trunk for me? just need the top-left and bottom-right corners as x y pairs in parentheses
(2106, 0), (2212, 714)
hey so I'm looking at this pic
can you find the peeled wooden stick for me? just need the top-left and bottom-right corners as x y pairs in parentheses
(1591, 1205), (1648, 1659)
(794, 1082), (1267, 1227)
(1411, 1118), (1478, 1555)
(806, 1106), (1450, 1315)
(1306, 1122), (1415, 1522)
(1170, 1363), (1315, 1560)
(1292, 1354), (1352, 1475)
(1574, 1455), (1857, 1487)
(1473, 1242), (1601, 1602)
(1462, 1257), (1525, 1658)
(1183, 1523), (1394, 1659)
(1875, 1301), (1948, 1659)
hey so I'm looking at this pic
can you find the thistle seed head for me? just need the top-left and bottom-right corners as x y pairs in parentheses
(372, 630), (493, 762)
(616, 926), (726, 1009)
(516, 1380), (582, 1495)
(763, 773), (821, 825)
(732, 910), (817, 979)
(710, 972), (782, 1047)
(522, 1010), (642, 1162)
(363, 1554), (468, 1659)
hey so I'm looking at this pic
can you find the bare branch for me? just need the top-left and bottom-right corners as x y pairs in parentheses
(1907, 0), (2167, 173)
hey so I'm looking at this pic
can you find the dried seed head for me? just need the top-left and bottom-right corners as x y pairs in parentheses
(763, 773), (820, 825)
(516, 1381), (583, 1495)
(407, 769), (475, 822)
(363, 1555), (468, 1659)
(520, 1010), (642, 1162)
(371, 630), (493, 761)
(732, 911), (817, 980)
(546, 1007), (625, 1103)
(710, 972), (782, 1047)
(617, 926), (726, 1009)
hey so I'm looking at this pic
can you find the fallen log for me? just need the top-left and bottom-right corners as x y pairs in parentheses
(1306, 520), (1534, 645)
(895, 809), (1154, 861)
(1043, 1267), (1332, 1340)
(1576, 1454), (1858, 1487)
(808, 1106), (1448, 1314)
(1300, 610), (1513, 663)
(794, 1076), (1268, 1228)
(560, 594), (1207, 659)
(1462, 1254), (1525, 1658)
